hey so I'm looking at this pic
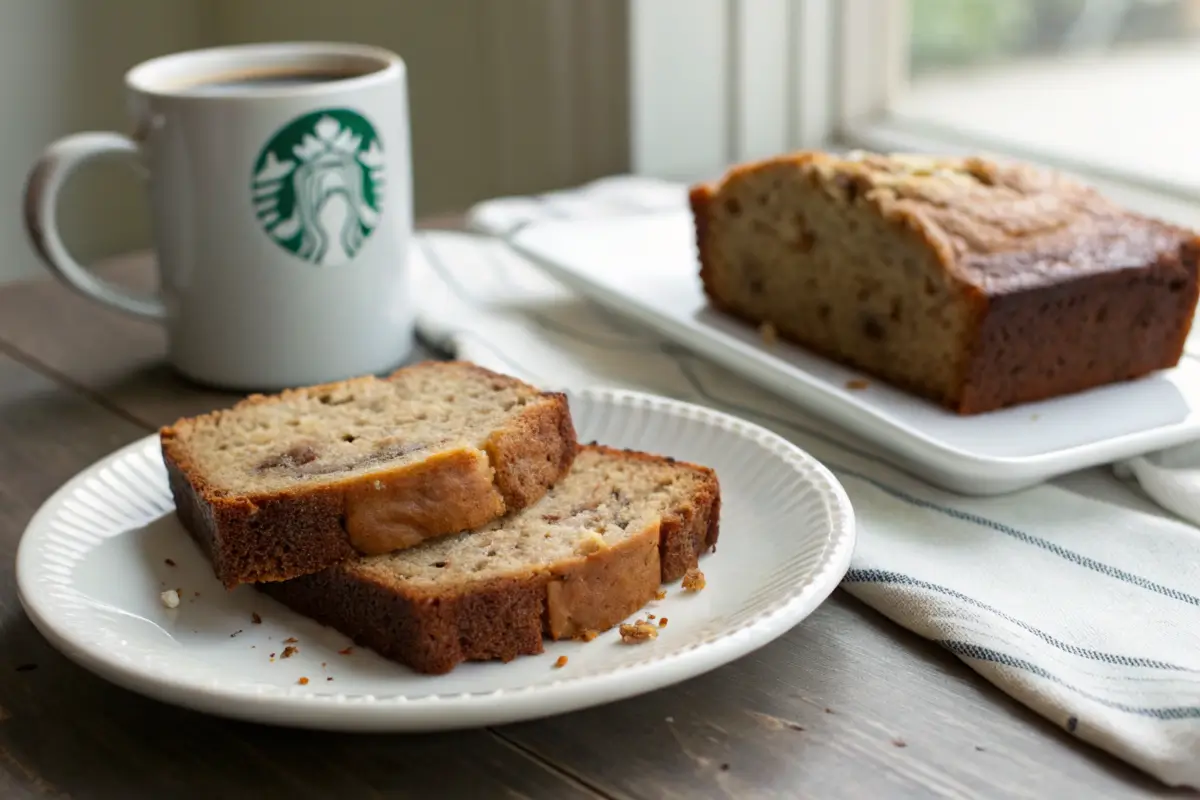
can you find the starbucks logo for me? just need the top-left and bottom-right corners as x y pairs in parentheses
(252, 109), (384, 266)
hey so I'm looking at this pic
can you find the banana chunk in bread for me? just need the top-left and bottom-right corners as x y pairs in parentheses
(162, 361), (577, 588)
(691, 150), (1200, 414)
(260, 445), (721, 674)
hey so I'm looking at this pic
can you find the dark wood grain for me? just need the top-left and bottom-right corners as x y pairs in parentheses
(0, 354), (598, 800)
(494, 597), (1185, 799)
(0, 247), (1191, 798)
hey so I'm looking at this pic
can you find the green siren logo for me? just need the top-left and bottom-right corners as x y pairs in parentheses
(252, 109), (384, 266)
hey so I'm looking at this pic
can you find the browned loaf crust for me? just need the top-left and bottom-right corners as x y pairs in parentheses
(260, 445), (721, 675)
(162, 361), (577, 589)
(690, 150), (1200, 415)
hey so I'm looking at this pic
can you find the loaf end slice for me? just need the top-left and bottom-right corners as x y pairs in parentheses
(259, 445), (721, 674)
(691, 150), (1200, 414)
(162, 361), (577, 589)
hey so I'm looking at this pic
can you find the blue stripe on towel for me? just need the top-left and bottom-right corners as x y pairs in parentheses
(836, 470), (1200, 609)
(940, 641), (1200, 720)
(845, 569), (1199, 672)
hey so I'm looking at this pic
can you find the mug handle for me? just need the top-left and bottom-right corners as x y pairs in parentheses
(23, 132), (166, 321)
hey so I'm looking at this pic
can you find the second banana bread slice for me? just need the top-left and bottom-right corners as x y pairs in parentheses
(163, 361), (577, 588)
(260, 445), (721, 674)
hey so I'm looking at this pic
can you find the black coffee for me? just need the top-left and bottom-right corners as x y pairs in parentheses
(182, 70), (366, 95)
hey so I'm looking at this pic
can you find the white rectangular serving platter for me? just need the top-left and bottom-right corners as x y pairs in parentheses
(507, 210), (1200, 495)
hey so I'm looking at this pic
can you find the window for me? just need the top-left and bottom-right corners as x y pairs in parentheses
(629, 0), (1200, 225)
(843, 0), (1200, 224)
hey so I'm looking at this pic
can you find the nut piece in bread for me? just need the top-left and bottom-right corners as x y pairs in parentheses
(260, 445), (721, 674)
(162, 361), (577, 588)
(690, 150), (1200, 414)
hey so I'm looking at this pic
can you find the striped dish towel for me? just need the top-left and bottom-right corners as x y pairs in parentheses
(411, 176), (1200, 788)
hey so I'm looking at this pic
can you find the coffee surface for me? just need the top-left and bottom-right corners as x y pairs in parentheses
(182, 70), (363, 94)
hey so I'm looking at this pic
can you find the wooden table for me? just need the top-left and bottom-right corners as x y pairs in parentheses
(0, 245), (1186, 799)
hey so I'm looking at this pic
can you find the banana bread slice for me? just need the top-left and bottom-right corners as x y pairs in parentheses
(162, 361), (577, 588)
(260, 445), (721, 674)
(691, 150), (1200, 414)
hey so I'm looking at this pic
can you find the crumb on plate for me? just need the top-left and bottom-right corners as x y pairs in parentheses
(160, 589), (180, 609)
(339, 647), (354, 656)
(297, 677), (309, 686)
(281, 645), (298, 659)
(164, 558), (176, 567)
(659, 617), (669, 627)
(554, 655), (568, 668)
(654, 589), (667, 600)
(283, 637), (298, 644)
(579, 629), (599, 642)
(619, 620), (658, 643)
(682, 567), (706, 592)
(251, 612), (262, 624)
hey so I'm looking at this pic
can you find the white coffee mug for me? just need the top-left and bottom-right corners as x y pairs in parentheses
(24, 42), (414, 391)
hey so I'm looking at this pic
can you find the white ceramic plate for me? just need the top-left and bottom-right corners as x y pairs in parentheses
(15, 387), (854, 732)
(508, 211), (1200, 495)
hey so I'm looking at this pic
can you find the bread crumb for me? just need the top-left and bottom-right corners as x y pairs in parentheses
(339, 647), (354, 656)
(283, 637), (298, 644)
(164, 558), (176, 567)
(554, 656), (568, 668)
(659, 617), (668, 627)
(845, 378), (869, 391)
(269, 653), (276, 658)
(327, 676), (334, 681)
(759, 321), (778, 345)
(655, 589), (667, 600)
(682, 567), (706, 591)
(298, 677), (309, 686)
(281, 646), (298, 659)
(619, 621), (658, 643)
(579, 629), (599, 642)
(646, 613), (656, 620)
(574, 531), (607, 556)
(160, 589), (180, 609)
(893, 738), (907, 748)
(251, 612), (262, 624)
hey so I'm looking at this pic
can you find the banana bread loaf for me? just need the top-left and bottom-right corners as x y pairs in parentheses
(162, 361), (577, 588)
(690, 150), (1200, 414)
(260, 445), (721, 674)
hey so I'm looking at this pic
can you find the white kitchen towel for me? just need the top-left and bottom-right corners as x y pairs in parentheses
(409, 175), (1200, 788)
